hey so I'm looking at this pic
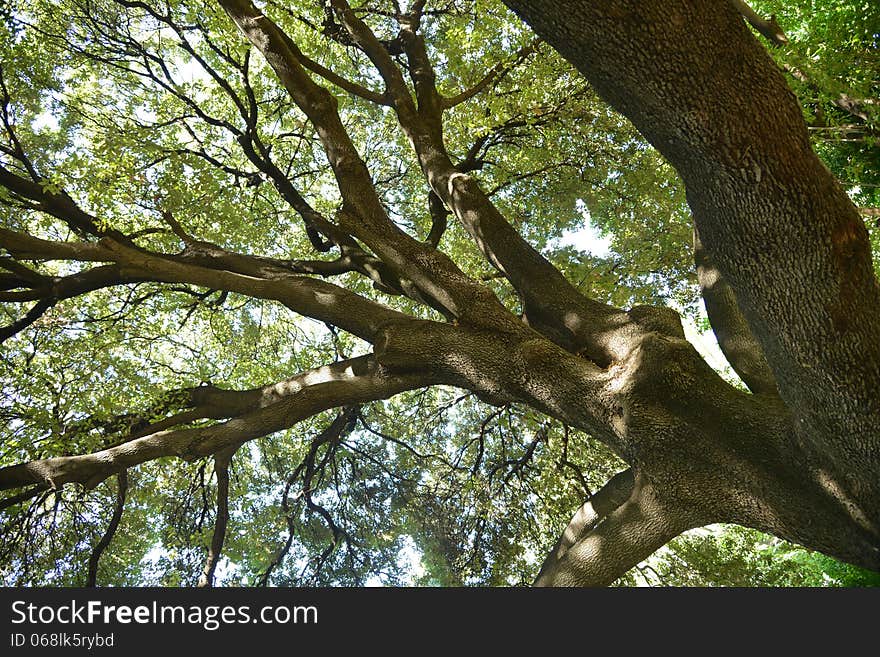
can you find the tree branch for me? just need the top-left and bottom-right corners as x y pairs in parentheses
(781, 62), (876, 125)
(290, 44), (388, 106)
(0, 298), (54, 344)
(694, 228), (778, 395)
(197, 448), (234, 587)
(535, 468), (634, 583)
(729, 0), (788, 46)
(97, 237), (411, 343)
(218, 0), (509, 327)
(0, 484), (50, 512)
(0, 355), (437, 492)
(1, 228), (408, 343)
(442, 39), (541, 109)
(0, 164), (122, 239)
(534, 473), (692, 586)
(503, 0), (880, 534)
(85, 469), (128, 587)
(322, 0), (631, 358)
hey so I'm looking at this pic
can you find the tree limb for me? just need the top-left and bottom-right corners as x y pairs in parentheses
(322, 0), (634, 361)
(0, 484), (50, 512)
(535, 468), (634, 583)
(218, 0), (506, 327)
(0, 355), (438, 492)
(197, 448), (235, 587)
(1, 227), (407, 343)
(85, 469), (128, 587)
(503, 0), (880, 535)
(729, 0), (788, 46)
(781, 62), (875, 124)
(694, 228), (778, 395)
(534, 473), (692, 586)
(442, 39), (541, 109)
(0, 298), (55, 344)
(97, 237), (411, 343)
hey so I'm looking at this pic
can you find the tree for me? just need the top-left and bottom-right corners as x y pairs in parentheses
(0, 0), (877, 587)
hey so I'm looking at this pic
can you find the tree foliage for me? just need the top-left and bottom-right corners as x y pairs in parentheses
(0, 0), (877, 586)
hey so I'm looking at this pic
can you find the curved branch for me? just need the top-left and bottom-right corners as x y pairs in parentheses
(0, 263), (158, 343)
(0, 228), (110, 262)
(85, 469), (128, 587)
(694, 228), (778, 395)
(0, 355), (438, 492)
(257, 407), (356, 585)
(534, 473), (692, 586)
(219, 0), (508, 327)
(1, 224), (440, 328)
(535, 468), (634, 583)
(442, 39), (541, 109)
(0, 164), (114, 238)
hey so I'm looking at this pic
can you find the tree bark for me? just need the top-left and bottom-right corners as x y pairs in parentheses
(535, 472), (694, 586)
(693, 227), (777, 395)
(3, 0), (879, 587)
(503, 0), (880, 553)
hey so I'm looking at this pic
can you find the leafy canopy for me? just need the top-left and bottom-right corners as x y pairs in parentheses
(0, 0), (877, 586)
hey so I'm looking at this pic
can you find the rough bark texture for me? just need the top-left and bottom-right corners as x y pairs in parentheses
(693, 227), (777, 395)
(2, 0), (879, 587)
(503, 0), (880, 576)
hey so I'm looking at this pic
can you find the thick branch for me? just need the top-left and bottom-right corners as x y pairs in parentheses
(174, 233), (451, 316)
(1, 225), (433, 336)
(62, 355), (401, 453)
(0, 355), (437, 492)
(99, 237), (409, 342)
(504, 0), (880, 533)
(2, 228), (406, 342)
(291, 44), (388, 106)
(535, 468), (634, 583)
(0, 228), (111, 262)
(534, 474), (692, 586)
(694, 228), (777, 395)
(0, 484), (49, 512)
(0, 298), (54, 343)
(0, 264), (148, 338)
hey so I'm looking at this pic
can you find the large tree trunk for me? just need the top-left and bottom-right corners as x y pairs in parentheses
(503, 0), (880, 577)
(3, 0), (879, 587)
